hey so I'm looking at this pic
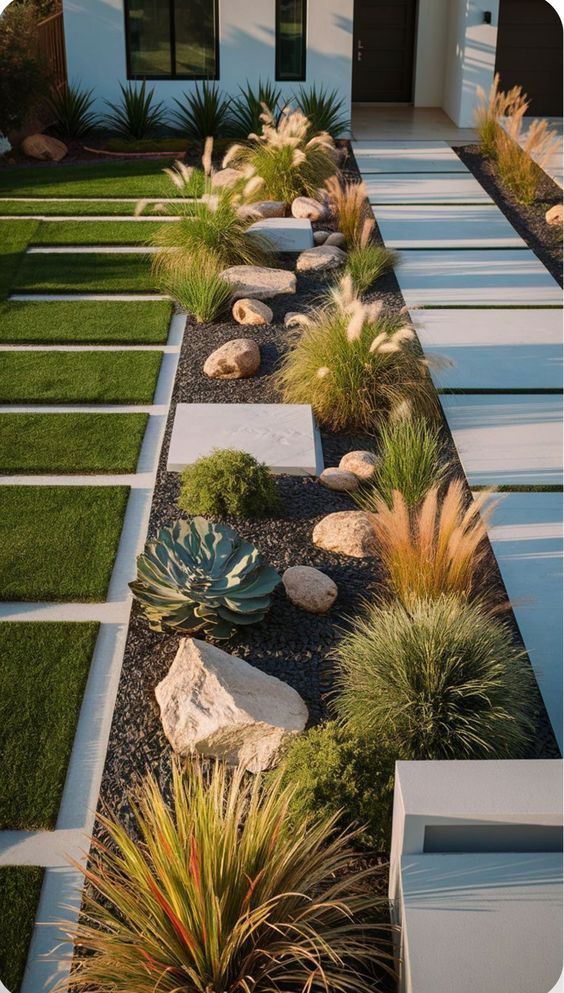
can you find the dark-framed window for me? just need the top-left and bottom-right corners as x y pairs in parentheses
(276, 0), (306, 81)
(124, 0), (219, 80)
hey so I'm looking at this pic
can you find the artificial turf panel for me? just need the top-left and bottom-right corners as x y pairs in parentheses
(12, 251), (158, 293)
(0, 622), (99, 830)
(0, 865), (44, 992)
(0, 219), (37, 300)
(32, 219), (174, 245)
(0, 199), (140, 216)
(0, 351), (162, 403)
(0, 160), (204, 199)
(0, 485), (129, 600)
(0, 413), (149, 473)
(0, 299), (173, 344)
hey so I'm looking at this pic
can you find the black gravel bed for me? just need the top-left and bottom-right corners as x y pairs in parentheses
(455, 144), (563, 286)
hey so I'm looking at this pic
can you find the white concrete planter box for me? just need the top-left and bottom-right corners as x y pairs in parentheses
(248, 218), (314, 252)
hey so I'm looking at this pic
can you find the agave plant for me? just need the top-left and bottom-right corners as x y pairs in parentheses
(48, 82), (100, 139)
(103, 80), (167, 139)
(230, 79), (282, 137)
(130, 516), (280, 639)
(172, 82), (233, 139)
(294, 83), (351, 138)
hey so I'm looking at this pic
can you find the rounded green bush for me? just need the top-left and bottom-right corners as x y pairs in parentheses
(178, 448), (279, 518)
(335, 595), (536, 761)
(279, 721), (395, 851)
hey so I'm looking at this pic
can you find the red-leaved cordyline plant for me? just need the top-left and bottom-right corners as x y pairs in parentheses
(58, 760), (395, 993)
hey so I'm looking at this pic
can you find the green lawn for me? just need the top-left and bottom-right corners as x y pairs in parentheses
(0, 866), (44, 992)
(0, 160), (204, 199)
(0, 485), (129, 600)
(0, 622), (99, 830)
(0, 351), (162, 403)
(12, 251), (158, 293)
(0, 412), (148, 473)
(0, 299), (173, 343)
(0, 199), (140, 216)
(32, 219), (173, 245)
(0, 219), (38, 300)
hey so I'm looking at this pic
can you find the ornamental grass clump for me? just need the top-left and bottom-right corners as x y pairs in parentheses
(60, 760), (394, 993)
(368, 480), (494, 604)
(356, 415), (447, 510)
(474, 72), (528, 157)
(276, 276), (435, 432)
(335, 595), (535, 760)
(130, 516), (280, 639)
(494, 113), (561, 205)
(179, 449), (279, 518)
(325, 175), (372, 248)
(223, 105), (338, 203)
(159, 251), (233, 323)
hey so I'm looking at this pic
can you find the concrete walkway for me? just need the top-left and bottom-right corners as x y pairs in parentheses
(353, 137), (563, 749)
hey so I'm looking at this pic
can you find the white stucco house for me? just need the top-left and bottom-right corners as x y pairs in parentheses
(61, 0), (562, 129)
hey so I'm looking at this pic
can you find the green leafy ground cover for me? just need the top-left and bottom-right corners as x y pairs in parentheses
(11, 251), (158, 293)
(0, 866), (44, 992)
(0, 219), (38, 299)
(0, 413), (148, 473)
(0, 350), (162, 403)
(0, 160), (204, 198)
(31, 220), (174, 245)
(0, 485), (129, 600)
(0, 299), (172, 343)
(0, 622), (99, 829)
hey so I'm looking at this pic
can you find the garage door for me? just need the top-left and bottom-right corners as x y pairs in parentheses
(495, 0), (563, 115)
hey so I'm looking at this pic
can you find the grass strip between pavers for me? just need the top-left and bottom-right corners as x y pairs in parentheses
(0, 485), (129, 601)
(31, 219), (175, 245)
(0, 219), (38, 300)
(0, 160), (204, 199)
(12, 251), (158, 294)
(0, 299), (173, 343)
(0, 412), (149, 473)
(0, 865), (44, 992)
(0, 350), (163, 403)
(0, 199), (190, 217)
(0, 622), (99, 830)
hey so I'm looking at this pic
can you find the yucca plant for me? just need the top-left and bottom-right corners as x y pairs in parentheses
(224, 105), (338, 203)
(295, 84), (351, 138)
(276, 276), (435, 432)
(60, 760), (394, 993)
(48, 82), (99, 139)
(356, 415), (447, 510)
(172, 82), (232, 139)
(368, 480), (495, 604)
(230, 79), (282, 137)
(335, 595), (535, 760)
(103, 80), (167, 139)
(130, 516), (280, 639)
(474, 72), (529, 157)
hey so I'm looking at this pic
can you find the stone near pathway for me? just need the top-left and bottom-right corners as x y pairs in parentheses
(247, 217), (314, 252)
(479, 491), (563, 750)
(412, 309), (563, 390)
(365, 173), (491, 205)
(339, 450), (379, 479)
(313, 510), (378, 557)
(220, 265), (296, 300)
(319, 467), (358, 491)
(296, 244), (347, 272)
(374, 204), (526, 249)
(282, 565), (338, 613)
(232, 298), (273, 325)
(441, 394), (563, 486)
(291, 196), (329, 221)
(396, 249), (562, 306)
(167, 403), (323, 475)
(203, 338), (261, 379)
(352, 140), (468, 174)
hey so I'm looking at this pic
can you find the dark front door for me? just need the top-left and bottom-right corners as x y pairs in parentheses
(495, 0), (563, 116)
(352, 0), (417, 102)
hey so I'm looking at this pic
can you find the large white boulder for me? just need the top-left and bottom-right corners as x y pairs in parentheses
(220, 265), (296, 300)
(155, 638), (308, 773)
(282, 565), (338, 613)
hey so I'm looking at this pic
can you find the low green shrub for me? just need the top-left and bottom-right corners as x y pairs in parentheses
(0, 3), (51, 135)
(335, 595), (536, 761)
(280, 721), (395, 851)
(357, 415), (446, 509)
(178, 449), (278, 517)
(345, 244), (398, 294)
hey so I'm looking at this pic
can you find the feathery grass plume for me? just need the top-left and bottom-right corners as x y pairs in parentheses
(103, 80), (166, 140)
(356, 415), (447, 510)
(334, 595), (536, 760)
(59, 759), (395, 993)
(294, 83), (351, 138)
(324, 175), (372, 247)
(368, 480), (496, 603)
(224, 105), (339, 203)
(345, 243), (398, 294)
(201, 135), (214, 177)
(276, 277), (436, 431)
(474, 72), (529, 157)
(495, 113), (561, 204)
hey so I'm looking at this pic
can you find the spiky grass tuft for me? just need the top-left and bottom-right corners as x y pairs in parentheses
(356, 415), (447, 510)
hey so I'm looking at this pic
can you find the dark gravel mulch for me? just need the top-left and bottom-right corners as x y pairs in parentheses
(455, 144), (563, 286)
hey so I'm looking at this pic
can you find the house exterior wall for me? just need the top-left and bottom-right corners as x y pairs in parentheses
(442, 0), (500, 126)
(62, 0), (354, 115)
(413, 0), (450, 107)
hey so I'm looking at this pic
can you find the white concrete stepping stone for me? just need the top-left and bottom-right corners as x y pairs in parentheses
(412, 309), (563, 390)
(247, 217), (314, 252)
(365, 173), (491, 204)
(479, 491), (563, 749)
(374, 205), (526, 249)
(397, 249), (562, 306)
(441, 394), (563, 486)
(167, 403), (323, 475)
(352, 140), (468, 173)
